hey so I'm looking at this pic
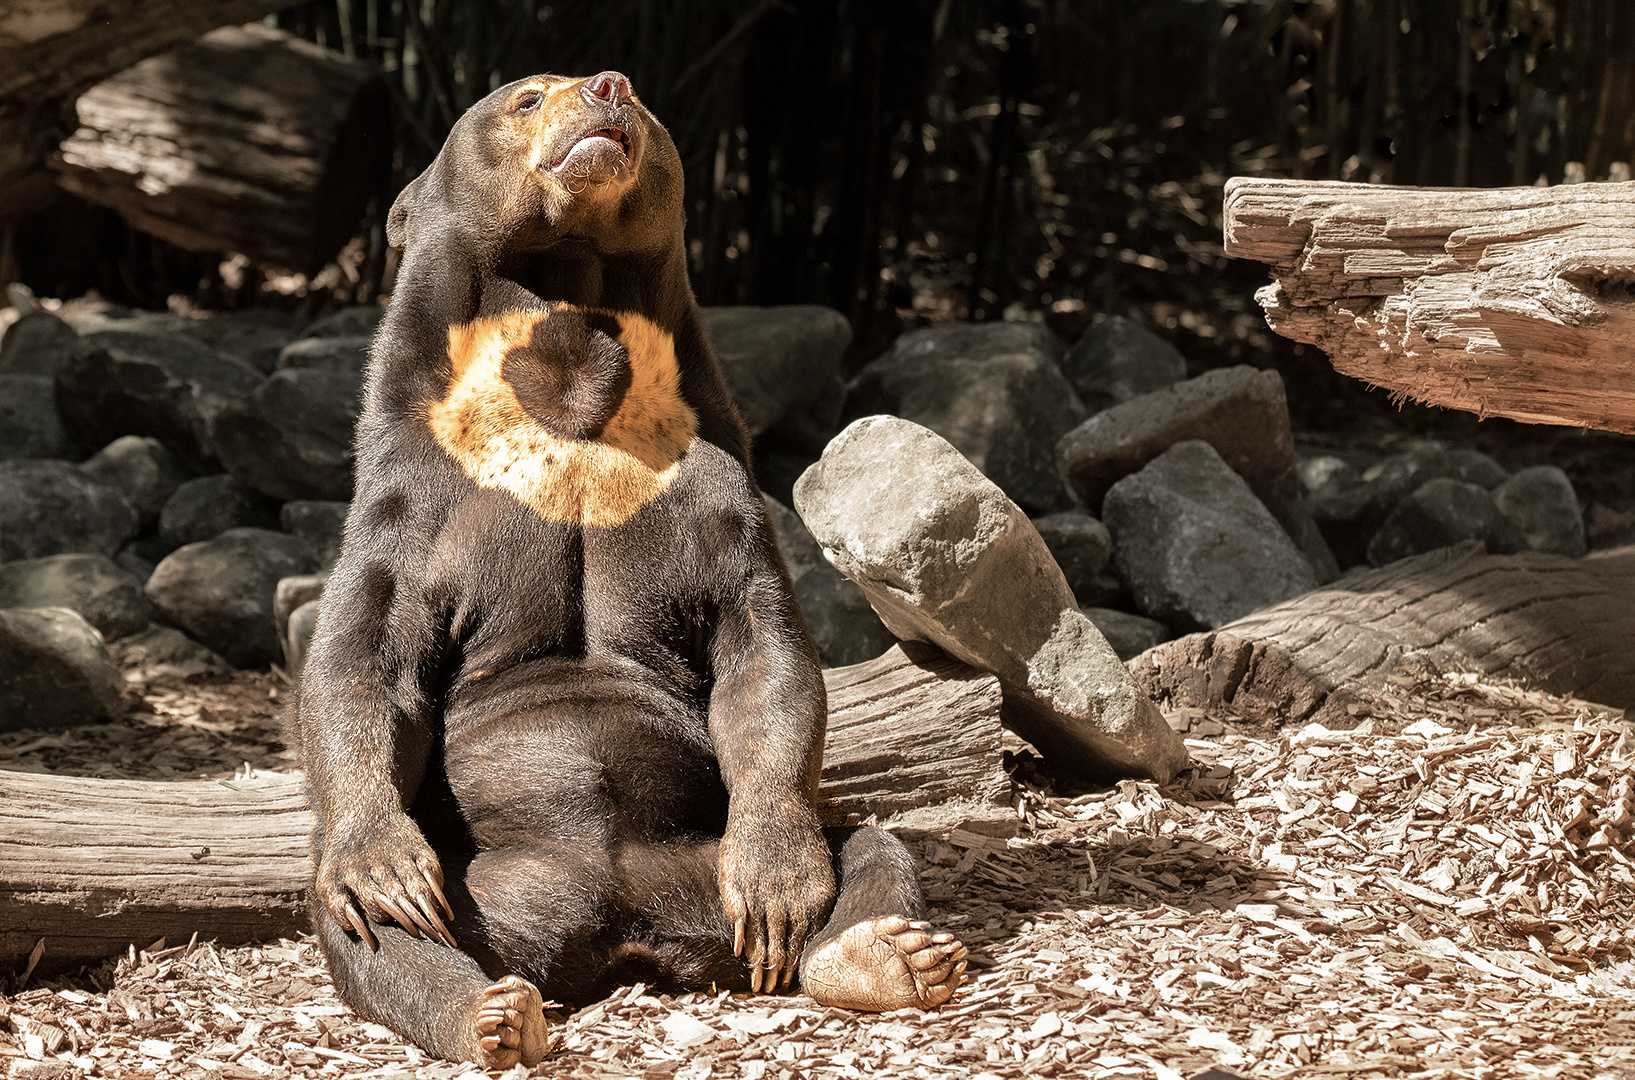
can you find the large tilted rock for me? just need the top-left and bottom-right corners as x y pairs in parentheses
(793, 416), (1187, 783)
(1030, 511), (1120, 607)
(55, 331), (265, 469)
(1057, 364), (1338, 581)
(699, 305), (852, 441)
(145, 528), (319, 668)
(845, 323), (1085, 514)
(0, 460), (140, 562)
(0, 607), (125, 731)
(763, 495), (893, 667)
(0, 554), (149, 641)
(210, 366), (361, 501)
(1103, 441), (1319, 632)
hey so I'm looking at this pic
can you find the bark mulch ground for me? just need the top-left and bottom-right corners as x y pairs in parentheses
(2, 663), (1634, 1080)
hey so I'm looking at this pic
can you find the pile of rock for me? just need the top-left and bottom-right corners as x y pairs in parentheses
(0, 292), (1589, 781)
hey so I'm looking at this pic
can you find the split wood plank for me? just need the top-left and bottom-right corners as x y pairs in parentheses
(1130, 542), (1635, 725)
(0, 642), (1002, 973)
(1223, 176), (1635, 433)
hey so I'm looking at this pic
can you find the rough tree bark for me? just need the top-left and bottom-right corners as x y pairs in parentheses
(1130, 543), (1635, 727)
(1223, 177), (1635, 433)
(51, 24), (389, 273)
(1, 643), (1004, 974)
(0, 0), (306, 214)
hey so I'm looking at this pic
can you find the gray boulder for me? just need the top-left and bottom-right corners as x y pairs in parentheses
(145, 528), (319, 668)
(115, 534), (173, 584)
(1060, 315), (1188, 414)
(0, 607), (125, 730)
(301, 305), (384, 339)
(276, 335), (371, 377)
(1365, 478), (1524, 567)
(1057, 365), (1338, 582)
(177, 309), (309, 373)
(0, 374), (70, 460)
(210, 366), (360, 501)
(110, 624), (230, 682)
(0, 459), (140, 562)
(54, 331), (264, 469)
(1103, 440), (1319, 632)
(845, 323), (1085, 514)
(0, 308), (79, 376)
(699, 305), (851, 441)
(62, 308), (192, 336)
(78, 435), (191, 529)
(794, 561), (898, 667)
(1030, 511), (1119, 607)
(158, 475), (281, 552)
(1492, 466), (1585, 558)
(281, 500), (350, 570)
(793, 415), (1186, 783)
(0, 554), (149, 641)
(1081, 607), (1169, 661)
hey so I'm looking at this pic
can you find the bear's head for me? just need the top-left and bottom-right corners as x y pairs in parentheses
(387, 71), (684, 264)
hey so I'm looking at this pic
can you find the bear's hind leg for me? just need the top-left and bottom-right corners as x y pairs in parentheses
(798, 826), (968, 1011)
(314, 896), (553, 1069)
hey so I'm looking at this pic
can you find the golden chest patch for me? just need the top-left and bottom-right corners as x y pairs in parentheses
(428, 307), (698, 528)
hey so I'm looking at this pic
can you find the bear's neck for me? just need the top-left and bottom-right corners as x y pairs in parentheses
(491, 242), (694, 331)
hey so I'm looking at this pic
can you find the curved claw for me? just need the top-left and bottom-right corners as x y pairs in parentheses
(341, 899), (378, 951)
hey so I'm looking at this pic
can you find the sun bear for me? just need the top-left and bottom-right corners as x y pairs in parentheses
(286, 70), (967, 1068)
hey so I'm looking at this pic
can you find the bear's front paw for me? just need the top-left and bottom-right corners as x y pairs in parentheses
(718, 815), (836, 993)
(316, 815), (456, 950)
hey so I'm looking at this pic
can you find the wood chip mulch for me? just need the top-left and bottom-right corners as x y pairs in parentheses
(3, 665), (1635, 1080)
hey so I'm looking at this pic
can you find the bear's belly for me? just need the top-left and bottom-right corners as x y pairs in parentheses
(440, 658), (727, 848)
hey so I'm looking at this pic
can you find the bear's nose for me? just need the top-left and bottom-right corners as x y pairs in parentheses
(581, 71), (632, 107)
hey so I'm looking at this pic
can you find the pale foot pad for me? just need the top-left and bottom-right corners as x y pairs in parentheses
(802, 915), (968, 1011)
(473, 975), (558, 1069)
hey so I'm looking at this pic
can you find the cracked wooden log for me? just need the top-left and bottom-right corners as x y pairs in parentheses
(1223, 177), (1635, 433)
(50, 23), (389, 273)
(1130, 542), (1635, 727)
(0, 643), (1003, 975)
(0, 0), (306, 214)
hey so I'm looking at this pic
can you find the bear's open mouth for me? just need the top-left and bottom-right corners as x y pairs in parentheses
(551, 126), (633, 173)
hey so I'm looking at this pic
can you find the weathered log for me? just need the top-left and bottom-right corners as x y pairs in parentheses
(1130, 543), (1635, 727)
(1223, 177), (1635, 433)
(50, 24), (389, 273)
(1, 643), (1003, 974)
(0, 1), (306, 213)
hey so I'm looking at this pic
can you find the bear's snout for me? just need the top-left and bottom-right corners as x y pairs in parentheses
(580, 71), (632, 108)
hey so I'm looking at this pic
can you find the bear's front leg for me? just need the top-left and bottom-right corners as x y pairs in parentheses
(718, 795), (836, 991)
(314, 813), (456, 950)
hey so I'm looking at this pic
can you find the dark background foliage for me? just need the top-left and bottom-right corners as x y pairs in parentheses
(6, 0), (1632, 383)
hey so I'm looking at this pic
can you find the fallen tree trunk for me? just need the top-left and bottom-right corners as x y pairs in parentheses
(1, 643), (1003, 974)
(1223, 177), (1635, 433)
(1130, 543), (1635, 727)
(0, 0), (306, 213)
(51, 24), (389, 273)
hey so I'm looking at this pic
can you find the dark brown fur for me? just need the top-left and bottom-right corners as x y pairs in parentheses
(287, 72), (938, 1066)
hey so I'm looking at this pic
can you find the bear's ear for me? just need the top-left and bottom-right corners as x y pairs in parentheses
(386, 174), (423, 251)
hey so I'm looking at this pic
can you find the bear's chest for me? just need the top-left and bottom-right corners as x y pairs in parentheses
(427, 305), (699, 531)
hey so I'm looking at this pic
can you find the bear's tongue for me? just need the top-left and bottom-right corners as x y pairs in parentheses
(552, 131), (628, 183)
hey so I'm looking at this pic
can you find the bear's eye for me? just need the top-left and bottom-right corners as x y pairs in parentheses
(514, 90), (544, 114)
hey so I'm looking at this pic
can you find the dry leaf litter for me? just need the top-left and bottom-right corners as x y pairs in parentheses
(3, 661), (1635, 1080)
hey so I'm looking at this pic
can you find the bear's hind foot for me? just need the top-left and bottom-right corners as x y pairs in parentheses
(801, 915), (968, 1011)
(472, 975), (556, 1069)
